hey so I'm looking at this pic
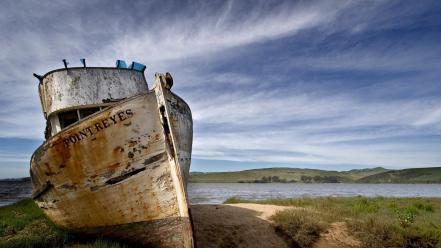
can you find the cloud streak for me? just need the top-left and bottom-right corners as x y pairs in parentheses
(104, 1), (346, 61)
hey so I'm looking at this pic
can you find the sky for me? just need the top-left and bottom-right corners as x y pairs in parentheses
(0, 0), (441, 178)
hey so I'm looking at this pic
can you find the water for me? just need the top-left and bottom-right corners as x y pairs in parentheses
(188, 183), (441, 204)
(1, 181), (441, 206)
(0, 178), (32, 207)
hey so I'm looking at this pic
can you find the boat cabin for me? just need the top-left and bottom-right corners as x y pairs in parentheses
(36, 60), (148, 138)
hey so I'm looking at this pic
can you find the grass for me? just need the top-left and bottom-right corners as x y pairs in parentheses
(3, 197), (440, 247)
(225, 196), (441, 248)
(0, 199), (69, 248)
(270, 209), (327, 247)
(0, 199), (130, 248)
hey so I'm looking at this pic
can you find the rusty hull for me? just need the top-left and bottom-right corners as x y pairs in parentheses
(30, 74), (193, 247)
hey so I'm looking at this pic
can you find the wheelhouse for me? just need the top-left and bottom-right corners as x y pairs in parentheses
(35, 60), (148, 138)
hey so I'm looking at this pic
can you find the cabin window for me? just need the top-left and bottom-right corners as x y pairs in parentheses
(56, 106), (105, 131)
(59, 110), (79, 129)
(79, 107), (100, 119)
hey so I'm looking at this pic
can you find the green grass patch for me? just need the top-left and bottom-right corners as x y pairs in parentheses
(225, 196), (441, 248)
(0, 199), (130, 248)
(0, 198), (46, 236)
(0, 199), (70, 247)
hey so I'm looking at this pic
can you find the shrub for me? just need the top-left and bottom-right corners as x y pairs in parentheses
(270, 209), (327, 248)
(349, 217), (403, 248)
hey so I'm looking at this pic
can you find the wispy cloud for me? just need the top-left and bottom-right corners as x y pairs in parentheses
(413, 108), (441, 127)
(100, 1), (349, 62)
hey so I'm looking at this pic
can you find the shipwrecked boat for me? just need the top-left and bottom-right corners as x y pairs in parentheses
(30, 60), (194, 247)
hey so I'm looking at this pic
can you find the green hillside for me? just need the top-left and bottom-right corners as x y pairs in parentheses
(189, 167), (388, 183)
(356, 167), (441, 183)
(190, 167), (441, 183)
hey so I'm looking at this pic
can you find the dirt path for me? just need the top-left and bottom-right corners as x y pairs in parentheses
(190, 204), (291, 248)
(313, 222), (362, 248)
(190, 204), (361, 248)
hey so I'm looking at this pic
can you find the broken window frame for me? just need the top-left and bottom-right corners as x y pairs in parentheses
(58, 110), (79, 129)
(46, 105), (111, 138)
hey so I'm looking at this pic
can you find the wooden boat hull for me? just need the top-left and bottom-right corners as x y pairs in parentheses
(30, 78), (193, 247)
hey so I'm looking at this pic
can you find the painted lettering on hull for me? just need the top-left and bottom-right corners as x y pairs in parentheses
(63, 109), (134, 147)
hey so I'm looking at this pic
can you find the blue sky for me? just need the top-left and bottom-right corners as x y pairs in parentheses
(1, 0), (441, 178)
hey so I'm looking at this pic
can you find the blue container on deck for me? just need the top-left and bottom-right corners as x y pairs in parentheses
(116, 60), (127, 69)
(131, 62), (146, 72)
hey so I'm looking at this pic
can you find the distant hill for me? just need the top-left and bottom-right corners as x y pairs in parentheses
(189, 167), (389, 183)
(356, 167), (441, 183)
(3, 167), (440, 184)
(190, 167), (441, 183)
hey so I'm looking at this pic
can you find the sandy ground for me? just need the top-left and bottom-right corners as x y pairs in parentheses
(190, 203), (361, 248)
(313, 222), (362, 248)
(191, 204), (291, 248)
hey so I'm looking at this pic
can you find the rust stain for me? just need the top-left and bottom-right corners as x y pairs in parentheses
(128, 152), (134, 159)
(128, 140), (137, 147)
(44, 163), (56, 176)
(60, 183), (77, 191)
(113, 146), (124, 153)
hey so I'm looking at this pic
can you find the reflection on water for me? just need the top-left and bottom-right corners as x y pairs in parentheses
(188, 183), (441, 204)
(1, 180), (441, 206)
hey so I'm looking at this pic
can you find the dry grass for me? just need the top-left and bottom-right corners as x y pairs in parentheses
(270, 209), (327, 248)
(225, 196), (441, 248)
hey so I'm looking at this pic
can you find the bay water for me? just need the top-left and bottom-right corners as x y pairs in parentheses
(2, 180), (441, 206)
